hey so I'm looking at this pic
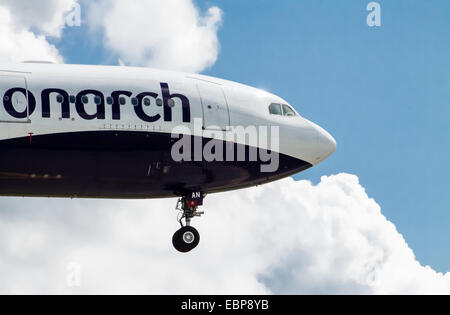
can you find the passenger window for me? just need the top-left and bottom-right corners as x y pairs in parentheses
(56, 95), (64, 103)
(269, 103), (282, 116)
(131, 98), (139, 106)
(119, 97), (126, 105)
(282, 104), (296, 117)
(106, 96), (113, 105)
(81, 96), (89, 104)
(69, 95), (76, 103)
(143, 98), (151, 106)
(94, 96), (102, 105)
(156, 99), (163, 107)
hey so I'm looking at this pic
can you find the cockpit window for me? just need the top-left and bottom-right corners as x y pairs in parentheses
(282, 104), (296, 117)
(269, 103), (282, 116)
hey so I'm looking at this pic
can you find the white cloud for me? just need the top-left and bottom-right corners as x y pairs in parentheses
(0, 0), (77, 63)
(1, 0), (77, 37)
(0, 7), (61, 63)
(0, 173), (449, 294)
(87, 0), (223, 73)
(0, 0), (222, 70)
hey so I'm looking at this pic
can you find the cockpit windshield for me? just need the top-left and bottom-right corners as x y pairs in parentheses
(269, 103), (282, 115)
(269, 103), (298, 117)
(282, 104), (296, 117)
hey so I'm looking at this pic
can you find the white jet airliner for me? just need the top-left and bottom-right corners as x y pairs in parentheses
(0, 62), (336, 252)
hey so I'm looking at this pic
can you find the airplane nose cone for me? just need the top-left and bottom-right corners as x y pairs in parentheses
(319, 127), (336, 155)
(313, 124), (336, 164)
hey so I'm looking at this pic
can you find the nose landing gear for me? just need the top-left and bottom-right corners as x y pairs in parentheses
(172, 192), (204, 253)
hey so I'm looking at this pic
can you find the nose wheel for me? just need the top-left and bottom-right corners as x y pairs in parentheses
(172, 226), (200, 253)
(173, 192), (204, 253)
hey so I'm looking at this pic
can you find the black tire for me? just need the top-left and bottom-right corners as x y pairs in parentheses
(172, 226), (200, 253)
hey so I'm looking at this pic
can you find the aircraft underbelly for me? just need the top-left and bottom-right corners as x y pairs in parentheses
(0, 131), (311, 198)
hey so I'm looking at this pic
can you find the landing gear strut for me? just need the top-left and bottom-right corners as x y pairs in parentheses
(172, 192), (205, 253)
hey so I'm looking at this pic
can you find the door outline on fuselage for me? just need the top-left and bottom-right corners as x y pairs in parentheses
(0, 74), (32, 124)
(196, 82), (231, 131)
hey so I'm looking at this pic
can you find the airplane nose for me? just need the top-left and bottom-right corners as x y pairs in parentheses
(312, 123), (336, 164)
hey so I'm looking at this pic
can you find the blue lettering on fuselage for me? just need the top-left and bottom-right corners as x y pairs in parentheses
(2, 82), (191, 123)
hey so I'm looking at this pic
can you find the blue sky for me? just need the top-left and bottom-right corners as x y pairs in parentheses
(53, 0), (450, 272)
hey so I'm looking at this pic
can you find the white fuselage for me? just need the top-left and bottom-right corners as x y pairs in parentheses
(0, 63), (335, 198)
